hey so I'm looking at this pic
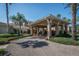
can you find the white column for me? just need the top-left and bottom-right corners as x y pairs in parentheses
(68, 25), (69, 32)
(62, 24), (65, 33)
(65, 24), (68, 32)
(47, 19), (51, 39)
(37, 27), (39, 36)
(55, 23), (60, 36)
(30, 26), (33, 35)
(55, 25), (58, 35)
(23, 23), (25, 26)
(61, 24), (64, 34)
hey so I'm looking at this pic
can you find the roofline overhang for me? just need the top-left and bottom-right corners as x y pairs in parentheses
(31, 14), (69, 26)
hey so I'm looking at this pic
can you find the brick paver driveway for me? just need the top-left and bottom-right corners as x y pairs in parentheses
(6, 37), (79, 56)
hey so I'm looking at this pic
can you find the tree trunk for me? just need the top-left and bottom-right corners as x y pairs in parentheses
(71, 4), (77, 40)
(6, 3), (9, 33)
(55, 24), (59, 36)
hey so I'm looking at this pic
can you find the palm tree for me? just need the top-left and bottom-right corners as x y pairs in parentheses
(63, 17), (69, 33)
(6, 3), (9, 33)
(5, 3), (11, 33)
(68, 19), (71, 23)
(57, 14), (61, 19)
(11, 13), (27, 35)
(63, 17), (68, 22)
(71, 4), (77, 40)
(65, 3), (79, 40)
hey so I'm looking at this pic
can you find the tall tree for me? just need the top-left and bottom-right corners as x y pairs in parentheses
(65, 3), (79, 40)
(11, 13), (27, 35)
(6, 3), (9, 33)
(57, 14), (61, 19)
(68, 19), (71, 23)
(5, 3), (11, 33)
(63, 17), (68, 22)
(71, 4), (77, 40)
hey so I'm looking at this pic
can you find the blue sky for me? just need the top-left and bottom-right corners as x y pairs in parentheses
(0, 3), (79, 23)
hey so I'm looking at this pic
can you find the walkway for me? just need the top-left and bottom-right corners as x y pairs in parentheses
(6, 37), (79, 56)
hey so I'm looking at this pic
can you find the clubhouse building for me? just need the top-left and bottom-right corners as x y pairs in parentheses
(30, 14), (69, 39)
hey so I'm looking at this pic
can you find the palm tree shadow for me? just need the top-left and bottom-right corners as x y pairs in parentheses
(16, 40), (48, 48)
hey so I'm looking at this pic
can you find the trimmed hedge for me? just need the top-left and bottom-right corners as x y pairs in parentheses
(49, 37), (79, 46)
(0, 34), (18, 44)
(0, 34), (18, 38)
(0, 37), (19, 44)
(0, 34), (32, 45)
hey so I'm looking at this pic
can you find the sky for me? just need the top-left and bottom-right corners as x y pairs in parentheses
(0, 3), (79, 23)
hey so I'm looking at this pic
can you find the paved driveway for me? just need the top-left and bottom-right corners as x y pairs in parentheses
(6, 37), (79, 56)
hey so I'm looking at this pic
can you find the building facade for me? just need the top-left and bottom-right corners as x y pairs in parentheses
(30, 14), (69, 39)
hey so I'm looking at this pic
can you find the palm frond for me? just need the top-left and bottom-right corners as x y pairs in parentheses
(11, 12), (28, 26)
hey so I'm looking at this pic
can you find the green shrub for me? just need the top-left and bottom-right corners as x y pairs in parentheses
(0, 38), (10, 44)
(0, 38), (9, 42)
(0, 34), (18, 38)
(0, 49), (6, 56)
(49, 37), (79, 46)
(0, 37), (19, 43)
(0, 34), (32, 45)
(56, 33), (71, 38)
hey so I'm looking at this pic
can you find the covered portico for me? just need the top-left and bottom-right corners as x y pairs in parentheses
(30, 15), (68, 39)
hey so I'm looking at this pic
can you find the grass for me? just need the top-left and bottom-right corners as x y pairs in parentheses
(49, 37), (79, 46)
(0, 49), (6, 56)
(0, 34), (19, 44)
(0, 34), (32, 45)
(0, 34), (18, 38)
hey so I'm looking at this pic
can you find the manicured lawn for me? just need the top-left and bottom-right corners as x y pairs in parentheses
(0, 34), (32, 45)
(0, 34), (18, 38)
(49, 37), (79, 46)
